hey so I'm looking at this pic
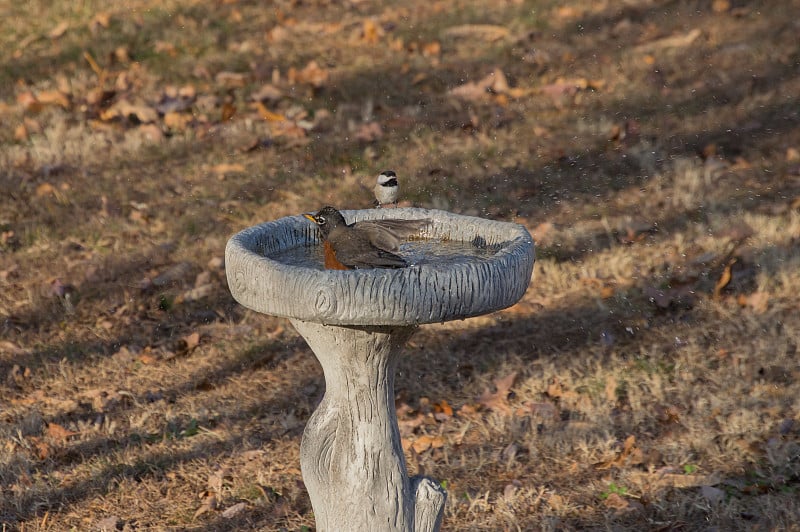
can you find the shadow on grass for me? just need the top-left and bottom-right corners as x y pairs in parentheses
(2, 0), (799, 528)
(0, 336), (316, 525)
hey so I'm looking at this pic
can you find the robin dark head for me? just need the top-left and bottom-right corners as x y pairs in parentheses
(304, 206), (430, 270)
(304, 205), (346, 241)
(374, 170), (399, 208)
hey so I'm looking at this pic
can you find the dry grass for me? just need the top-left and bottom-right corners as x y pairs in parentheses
(2, 0), (800, 530)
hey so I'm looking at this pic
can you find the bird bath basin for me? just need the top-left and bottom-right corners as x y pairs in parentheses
(226, 208), (534, 531)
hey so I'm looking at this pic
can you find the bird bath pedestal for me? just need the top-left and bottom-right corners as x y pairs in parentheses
(226, 208), (534, 531)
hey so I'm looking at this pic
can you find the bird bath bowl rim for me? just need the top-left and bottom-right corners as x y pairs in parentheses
(225, 207), (535, 326)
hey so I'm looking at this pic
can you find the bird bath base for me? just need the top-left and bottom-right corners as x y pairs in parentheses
(225, 208), (535, 531)
(292, 320), (444, 531)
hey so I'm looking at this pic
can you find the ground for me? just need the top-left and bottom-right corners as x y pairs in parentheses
(1, 0), (799, 530)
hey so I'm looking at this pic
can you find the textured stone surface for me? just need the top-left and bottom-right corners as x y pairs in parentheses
(291, 321), (437, 531)
(225, 208), (535, 326)
(226, 208), (534, 531)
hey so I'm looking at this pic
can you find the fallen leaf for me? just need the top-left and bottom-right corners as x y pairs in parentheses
(502, 442), (518, 462)
(221, 102), (236, 122)
(36, 90), (70, 109)
(267, 25), (290, 43)
(254, 102), (287, 122)
(109, 45), (130, 64)
(240, 137), (274, 153)
(711, 0), (731, 12)
(603, 492), (630, 510)
(29, 437), (52, 460)
(421, 41), (441, 57)
(222, 502), (247, 519)
(288, 60), (328, 88)
(516, 401), (559, 420)
(600, 285), (616, 299)
(208, 466), (230, 494)
(101, 99), (159, 123)
(545, 377), (578, 402)
(713, 258), (736, 298)
(17, 92), (44, 113)
(530, 222), (554, 245)
(478, 372), (517, 415)
(36, 183), (56, 197)
(138, 350), (158, 365)
(210, 163), (246, 178)
(628, 469), (722, 489)
(89, 12), (112, 33)
(183, 332), (201, 351)
(95, 516), (121, 531)
(215, 71), (249, 87)
(86, 87), (116, 108)
(154, 41), (177, 55)
(355, 121), (383, 142)
(411, 434), (445, 454)
(46, 422), (78, 441)
(271, 121), (309, 142)
(442, 24), (510, 42)
(397, 404), (426, 436)
(654, 404), (681, 424)
(163, 112), (193, 132)
(737, 291), (769, 313)
(251, 84), (283, 103)
(449, 69), (511, 101)
(411, 72), (428, 85)
(14, 123), (29, 141)
(555, 6), (582, 19)
(194, 491), (218, 518)
(538, 78), (602, 105)
(48, 21), (69, 39)
(503, 480), (521, 498)
(594, 435), (642, 469)
(457, 403), (479, 417)
(433, 399), (453, 420)
(361, 18), (382, 44)
(634, 28), (702, 53)
(7, 364), (32, 386)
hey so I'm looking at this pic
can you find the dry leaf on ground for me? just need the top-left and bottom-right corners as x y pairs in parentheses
(477, 372), (517, 415)
(48, 21), (69, 39)
(288, 61), (329, 88)
(101, 99), (159, 123)
(46, 422), (79, 441)
(737, 291), (769, 313)
(594, 435), (643, 469)
(449, 69), (511, 101)
(442, 24), (509, 41)
(713, 259), (736, 298)
(634, 28), (702, 53)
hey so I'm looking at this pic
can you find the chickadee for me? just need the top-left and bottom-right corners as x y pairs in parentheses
(374, 170), (399, 208)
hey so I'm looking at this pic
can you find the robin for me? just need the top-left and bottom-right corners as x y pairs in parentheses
(303, 206), (429, 270)
(374, 170), (399, 208)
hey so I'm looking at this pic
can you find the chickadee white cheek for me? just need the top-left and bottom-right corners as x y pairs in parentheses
(374, 171), (400, 207)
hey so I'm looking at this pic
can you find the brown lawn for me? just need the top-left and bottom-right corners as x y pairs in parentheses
(2, 0), (799, 530)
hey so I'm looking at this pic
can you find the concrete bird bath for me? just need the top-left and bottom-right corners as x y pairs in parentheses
(225, 208), (534, 531)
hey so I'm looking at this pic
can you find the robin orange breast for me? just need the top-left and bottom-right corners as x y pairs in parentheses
(304, 206), (430, 270)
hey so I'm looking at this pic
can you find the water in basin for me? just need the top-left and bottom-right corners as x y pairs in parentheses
(268, 238), (501, 271)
